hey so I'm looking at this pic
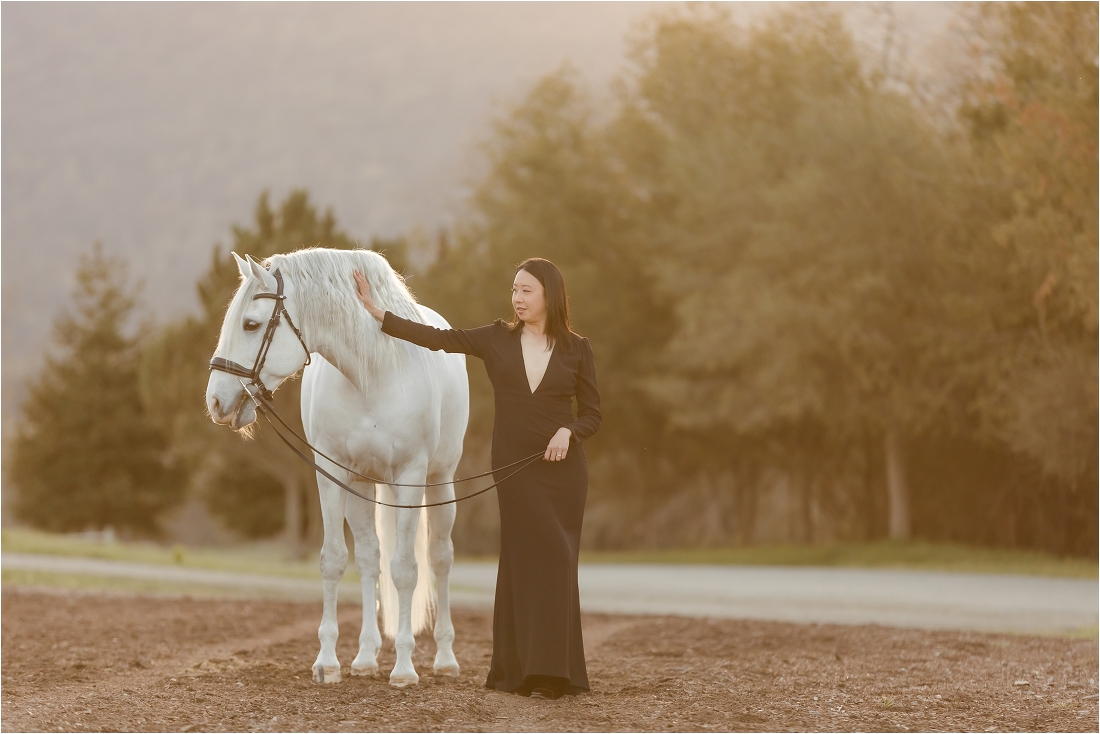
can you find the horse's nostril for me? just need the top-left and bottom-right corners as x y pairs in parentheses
(212, 396), (221, 415)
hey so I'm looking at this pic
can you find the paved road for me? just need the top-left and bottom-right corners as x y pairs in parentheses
(453, 563), (1098, 634)
(4, 552), (1096, 635)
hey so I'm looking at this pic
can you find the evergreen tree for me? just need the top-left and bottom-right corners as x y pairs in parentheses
(11, 242), (184, 535)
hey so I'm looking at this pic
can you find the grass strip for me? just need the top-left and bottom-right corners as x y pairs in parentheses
(1, 527), (333, 580)
(1, 568), (361, 602)
(5, 527), (1095, 579)
(578, 540), (1098, 578)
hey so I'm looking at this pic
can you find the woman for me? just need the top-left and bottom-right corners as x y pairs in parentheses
(353, 258), (600, 700)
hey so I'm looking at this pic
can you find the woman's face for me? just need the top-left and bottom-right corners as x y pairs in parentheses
(512, 268), (547, 324)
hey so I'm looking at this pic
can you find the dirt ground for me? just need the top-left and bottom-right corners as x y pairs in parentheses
(2, 587), (1097, 732)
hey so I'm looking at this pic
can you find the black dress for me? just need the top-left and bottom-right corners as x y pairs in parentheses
(380, 312), (602, 694)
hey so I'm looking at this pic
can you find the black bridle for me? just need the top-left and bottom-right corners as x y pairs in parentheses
(208, 268), (542, 510)
(209, 268), (310, 403)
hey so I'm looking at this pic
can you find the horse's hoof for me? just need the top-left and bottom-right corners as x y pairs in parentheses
(350, 663), (378, 677)
(312, 665), (342, 684)
(434, 649), (460, 676)
(388, 671), (419, 688)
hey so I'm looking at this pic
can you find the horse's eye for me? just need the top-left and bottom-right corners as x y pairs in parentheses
(243, 319), (261, 332)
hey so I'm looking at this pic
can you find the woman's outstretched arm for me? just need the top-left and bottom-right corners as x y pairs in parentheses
(381, 312), (497, 358)
(354, 270), (492, 358)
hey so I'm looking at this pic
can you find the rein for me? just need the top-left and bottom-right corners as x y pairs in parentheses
(209, 267), (543, 510)
(245, 383), (542, 510)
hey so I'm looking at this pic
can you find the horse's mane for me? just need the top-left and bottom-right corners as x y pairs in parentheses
(219, 247), (427, 395)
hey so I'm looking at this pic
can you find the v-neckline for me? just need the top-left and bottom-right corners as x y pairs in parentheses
(518, 334), (555, 395)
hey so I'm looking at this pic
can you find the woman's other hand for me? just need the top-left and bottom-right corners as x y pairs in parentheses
(354, 270), (385, 322)
(544, 427), (572, 461)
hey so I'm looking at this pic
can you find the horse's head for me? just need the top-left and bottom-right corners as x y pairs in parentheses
(206, 253), (310, 431)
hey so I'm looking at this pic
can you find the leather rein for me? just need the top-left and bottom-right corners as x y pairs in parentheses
(208, 269), (542, 510)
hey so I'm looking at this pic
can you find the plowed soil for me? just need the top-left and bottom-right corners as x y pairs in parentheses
(2, 587), (1097, 732)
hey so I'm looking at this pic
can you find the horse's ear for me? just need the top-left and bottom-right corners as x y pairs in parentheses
(246, 255), (278, 292)
(231, 252), (250, 281)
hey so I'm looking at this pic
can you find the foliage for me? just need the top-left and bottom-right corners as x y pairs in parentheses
(416, 69), (676, 450)
(411, 4), (1096, 554)
(10, 243), (185, 536)
(618, 8), (965, 444)
(24, 5), (1092, 555)
(203, 458), (288, 540)
(961, 3), (1099, 486)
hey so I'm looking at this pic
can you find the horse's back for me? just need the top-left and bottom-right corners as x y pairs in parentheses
(416, 304), (453, 331)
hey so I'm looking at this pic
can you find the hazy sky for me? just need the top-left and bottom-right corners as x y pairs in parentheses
(1, 2), (960, 418)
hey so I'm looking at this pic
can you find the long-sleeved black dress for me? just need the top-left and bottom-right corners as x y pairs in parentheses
(380, 312), (602, 694)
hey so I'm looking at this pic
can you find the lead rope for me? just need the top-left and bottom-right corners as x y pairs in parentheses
(246, 380), (541, 488)
(242, 381), (544, 510)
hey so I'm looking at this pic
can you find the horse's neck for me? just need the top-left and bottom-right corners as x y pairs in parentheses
(301, 294), (410, 395)
(310, 334), (372, 393)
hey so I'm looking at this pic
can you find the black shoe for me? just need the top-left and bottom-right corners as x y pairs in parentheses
(529, 684), (561, 700)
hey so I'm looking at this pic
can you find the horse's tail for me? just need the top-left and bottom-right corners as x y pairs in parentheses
(376, 483), (436, 639)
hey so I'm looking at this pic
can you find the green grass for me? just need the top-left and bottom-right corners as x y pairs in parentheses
(1057, 623), (1100, 640)
(1, 567), (287, 599)
(0, 567), (362, 602)
(3, 527), (1095, 579)
(1, 527), (342, 580)
(578, 540), (1098, 579)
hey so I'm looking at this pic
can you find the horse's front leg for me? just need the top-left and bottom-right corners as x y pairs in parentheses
(345, 481), (382, 677)
(389, 465), (428, 687)
(426, 476), (459, 676)
(312, 474), (348, 684)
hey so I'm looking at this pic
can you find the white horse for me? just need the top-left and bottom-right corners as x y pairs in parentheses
(205, 247), (470, 687)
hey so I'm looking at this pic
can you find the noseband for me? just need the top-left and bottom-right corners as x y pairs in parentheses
(209, 268), (310, 402)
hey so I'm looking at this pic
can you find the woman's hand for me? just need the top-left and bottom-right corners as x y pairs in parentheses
(354, 270), (385, 322)
(544, 427), (572, 461)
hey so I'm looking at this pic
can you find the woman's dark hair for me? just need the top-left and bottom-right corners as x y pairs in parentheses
(507, 258), (575, 352)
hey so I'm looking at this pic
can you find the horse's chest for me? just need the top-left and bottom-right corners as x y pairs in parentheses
(306, 365), (439, 452)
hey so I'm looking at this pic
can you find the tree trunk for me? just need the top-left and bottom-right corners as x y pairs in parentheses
(739, 470), (758, 546)
(885, 428), (910, 540)
(800, 471), (815, 544)
(284, 473), (304, 560)
(863, 433), (881, 540)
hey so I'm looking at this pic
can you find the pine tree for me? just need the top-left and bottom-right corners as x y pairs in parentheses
(11, 242), (185, 535)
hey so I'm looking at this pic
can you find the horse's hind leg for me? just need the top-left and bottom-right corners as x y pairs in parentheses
(426, 478), (459, 676)
(345, 482), (382, 677)
(312, 474), (349, 684)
